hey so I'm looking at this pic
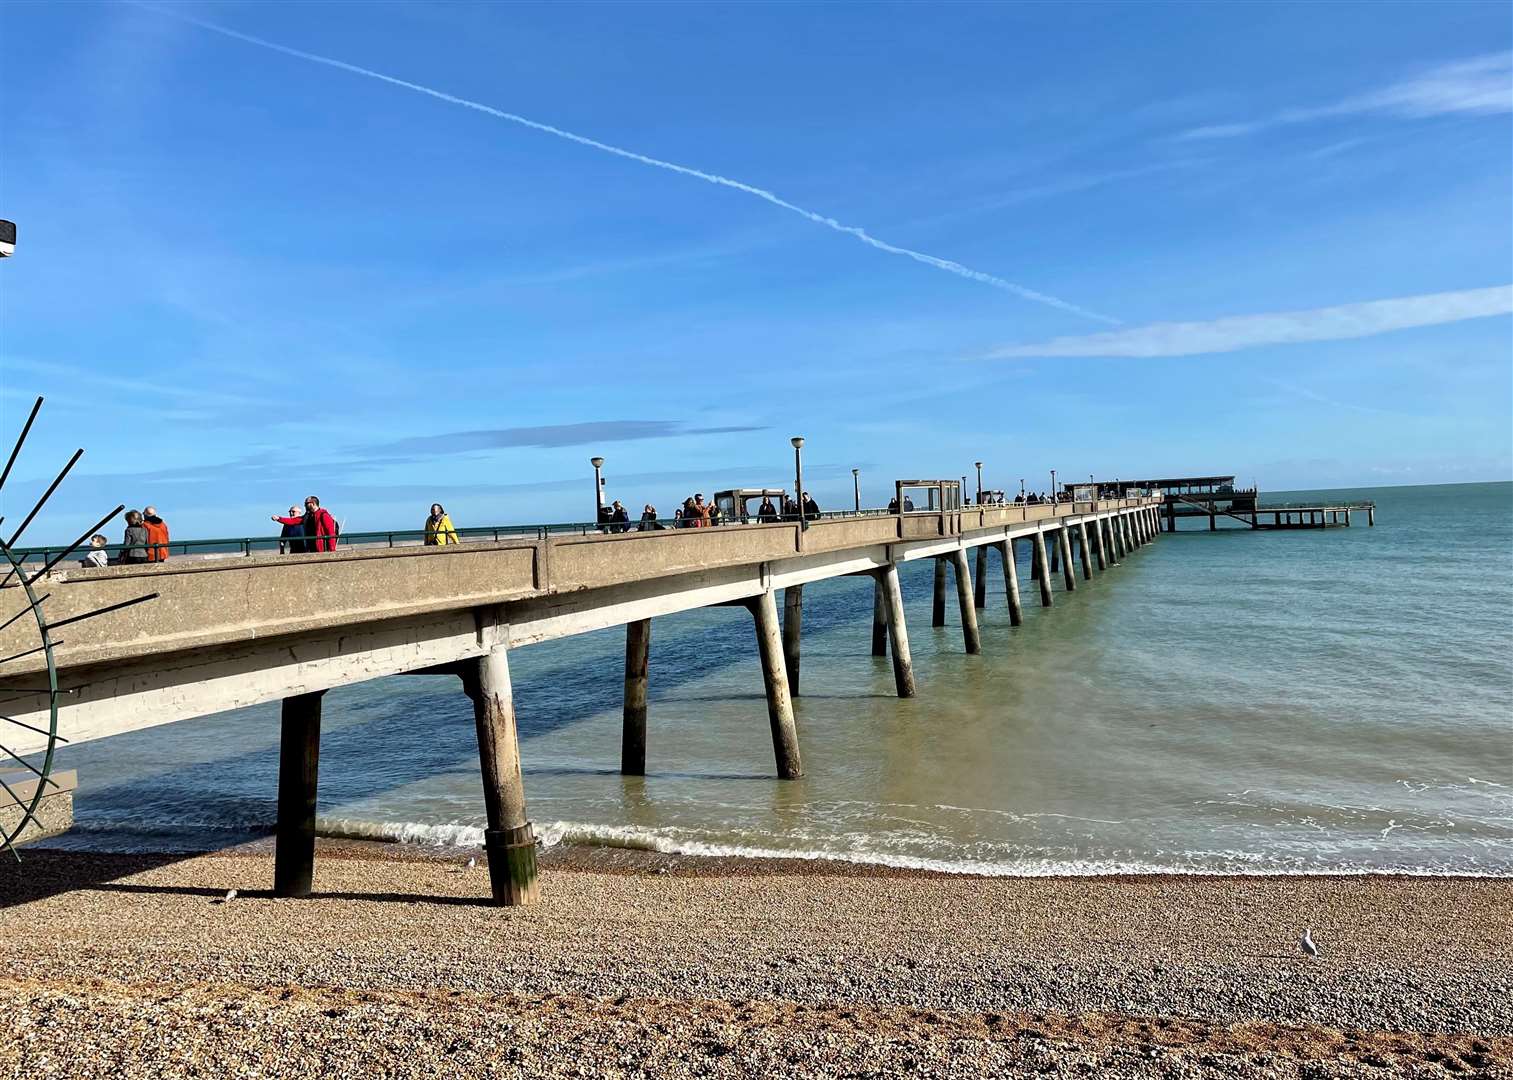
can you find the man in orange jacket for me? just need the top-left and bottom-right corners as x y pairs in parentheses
(143, 505), (170, 562)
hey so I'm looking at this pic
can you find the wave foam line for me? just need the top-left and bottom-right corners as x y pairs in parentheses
(315, 818), (1512, 879)
(135, 3), (1119, 326)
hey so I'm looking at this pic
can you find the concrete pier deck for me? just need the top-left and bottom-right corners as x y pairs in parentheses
(1, 496), (1162, 902)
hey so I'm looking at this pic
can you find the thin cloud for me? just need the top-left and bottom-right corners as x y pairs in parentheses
(1180, 52), (1513, 140)
(372, 421), (764, 457)
(133, 3), (1118, 326)
(984, 286), (1513, 359)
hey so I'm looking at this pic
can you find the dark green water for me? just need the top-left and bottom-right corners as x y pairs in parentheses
(44, 483), (1513, 875)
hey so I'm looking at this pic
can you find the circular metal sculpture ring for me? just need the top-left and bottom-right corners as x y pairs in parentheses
(0, 533), (61, 855)
(0, 395), (151, 858)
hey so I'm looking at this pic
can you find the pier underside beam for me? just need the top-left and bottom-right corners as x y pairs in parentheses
(783, 585), (803, 697)
(621, 619), (650, 776)
(273, 689), (325, 899)
(745, 591), (803, 779)
(465, 648), (538, 906)
(997, 540), (1023, 626)
(1032, 531), (1054, 606)
(950, 548), (982, 654)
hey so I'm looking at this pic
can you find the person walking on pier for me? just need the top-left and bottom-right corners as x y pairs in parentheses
(142, 505), (171, 562)
(639, 504), (663, 530)
(424, 503), (458, 545)
(690, 494), (710, 527)
(120, 510), (150, 564)
(610, 500), (630, 533)
(758, 496), (779, 523)
(274, 506), (307, 554)
(802, 491), (820, 519)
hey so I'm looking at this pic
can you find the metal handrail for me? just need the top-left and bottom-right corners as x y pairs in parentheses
(10, 497), (1161, 565)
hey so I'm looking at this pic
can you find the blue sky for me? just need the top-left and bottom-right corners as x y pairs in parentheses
(1, 1), (1510, 541)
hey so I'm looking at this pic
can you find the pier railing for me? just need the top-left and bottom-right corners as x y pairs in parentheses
(8, 498), (1157, 566)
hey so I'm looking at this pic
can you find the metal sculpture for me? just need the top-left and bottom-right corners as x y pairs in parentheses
(0, 396), (154, 856)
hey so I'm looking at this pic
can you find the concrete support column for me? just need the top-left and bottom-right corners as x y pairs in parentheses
(1345, 509), (1352, 526)
(1049, 533), (1061, 573)
(1032, 530), (1054, 606)
(1367, 507), (1375, 526)
(621, 619), (650, 775)
(1077, 521), (1094, 579)
(877, 565), (916, 697)
(1125, 514), (1136, 550)
(973, 545), (988, 609)
(997, 540), (1023, 626)
(1167, 502), (1176, 533)
(273, 690), (325, 899)
(783, 585), (803, 697)
(1208, 512), (1216, 531)
(1057, 526), (1076, 591)
(871, 577), (888, 657)
(466, 648), (538, 906)
(1112, 516), (1126, 560)
(1102, 517), (1119, 565)
(931, 557), (948, 628)
(950, 548), (982, 654)
(746, 591), (803, 779)
(1092, 517), (1107, 570)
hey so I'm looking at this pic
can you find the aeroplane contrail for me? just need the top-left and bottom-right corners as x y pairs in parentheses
(137, 5), (1120, 326)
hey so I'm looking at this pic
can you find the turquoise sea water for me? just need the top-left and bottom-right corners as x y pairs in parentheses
(39, 482), (1513, 875)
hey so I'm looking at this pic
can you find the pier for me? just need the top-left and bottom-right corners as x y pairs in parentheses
(0, 489), (1163, 903)
(1082, 476), (1375, 532)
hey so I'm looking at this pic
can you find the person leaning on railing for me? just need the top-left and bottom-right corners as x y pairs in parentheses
(425, 503), (459, 545)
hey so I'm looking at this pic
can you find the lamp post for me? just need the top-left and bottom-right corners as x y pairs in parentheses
(591, 456), (605, 519)
(852, 468), (860, 512)
(791, 436), (806, 528)
(974, 461), (983, 504)
(1019, 478), (1026, 503)
(1050, 469), (1057, 505)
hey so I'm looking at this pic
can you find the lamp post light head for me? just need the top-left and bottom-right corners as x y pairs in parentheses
(790, 436), (804, 450)
(975, 461), (983, 469)
(590, 456), (604, 468)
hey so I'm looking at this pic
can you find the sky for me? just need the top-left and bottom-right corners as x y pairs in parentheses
(1, 0), (1510, 542)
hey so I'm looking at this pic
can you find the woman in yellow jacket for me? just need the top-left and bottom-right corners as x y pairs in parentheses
(424, 503), (459, 545)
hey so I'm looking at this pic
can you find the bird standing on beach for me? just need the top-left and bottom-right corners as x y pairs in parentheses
(1299, 928), (1319, 959)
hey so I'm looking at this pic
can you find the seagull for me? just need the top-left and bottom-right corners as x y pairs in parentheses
(214, 889), (237, 905)
(466, 857), (476, 869)
(1299, 928), (1318, 959)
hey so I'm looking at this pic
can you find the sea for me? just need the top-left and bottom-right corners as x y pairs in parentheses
(34, 482), (1513, 876)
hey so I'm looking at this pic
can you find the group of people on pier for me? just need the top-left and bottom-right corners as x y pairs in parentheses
(82, 506), (171, 567)
(597, 491), (821, 532)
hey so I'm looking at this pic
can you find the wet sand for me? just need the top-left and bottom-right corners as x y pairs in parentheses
(2, 841), (1510, 1078)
